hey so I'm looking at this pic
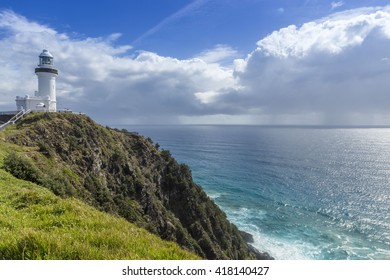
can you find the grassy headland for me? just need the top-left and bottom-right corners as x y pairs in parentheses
(0, 112), (269, 260)
(0, 167), (199, 259)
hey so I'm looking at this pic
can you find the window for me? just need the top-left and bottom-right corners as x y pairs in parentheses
(40, 57), (52, 65)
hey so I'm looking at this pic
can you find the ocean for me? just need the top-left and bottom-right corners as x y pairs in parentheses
(117, 125), (390, 260)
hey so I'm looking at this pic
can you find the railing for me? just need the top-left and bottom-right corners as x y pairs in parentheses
(12, 109), (32, 123)
(0, 109), (31, 131)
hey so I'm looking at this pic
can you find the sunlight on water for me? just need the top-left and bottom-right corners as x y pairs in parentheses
(120, 125), (390, 260)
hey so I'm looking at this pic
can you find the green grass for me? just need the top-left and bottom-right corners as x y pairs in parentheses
(0, 141), (199, 260)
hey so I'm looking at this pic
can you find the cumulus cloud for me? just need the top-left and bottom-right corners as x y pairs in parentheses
(2, 6), (390, 125)
(257, 7), (390, 58)
(0, 10), (236, 124)
(227, 6), (390, 124)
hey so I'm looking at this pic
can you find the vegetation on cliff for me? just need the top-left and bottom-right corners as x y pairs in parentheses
(0, 112), (268, 259)
(0, 159), (198, 259)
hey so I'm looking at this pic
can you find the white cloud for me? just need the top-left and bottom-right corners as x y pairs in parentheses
(2, 6), (390, 125)
(0, 10), (236, 124)
(195, 44), (239, 65)
(257, 7), (390, 58)
(331, 1), (345, 11)
(224, 6), (390, 125)
(194, 90), (220, 104)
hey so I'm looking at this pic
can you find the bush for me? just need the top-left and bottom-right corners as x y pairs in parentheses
(160, 149), (172, 161)
(3, 152), (41, 184)
(37, 141), (54, 158)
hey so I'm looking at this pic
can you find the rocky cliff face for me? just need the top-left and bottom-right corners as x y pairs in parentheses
(4, 113), (272, 259)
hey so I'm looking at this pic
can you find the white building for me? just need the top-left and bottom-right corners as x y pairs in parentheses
(16, 49), (58, 112)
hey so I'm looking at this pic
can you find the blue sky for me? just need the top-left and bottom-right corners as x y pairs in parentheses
(1, 0), (390, 124)
(1, 0), (385, 57)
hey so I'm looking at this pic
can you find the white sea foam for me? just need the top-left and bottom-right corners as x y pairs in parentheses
(238, 224), (318, 260)
(207, 192), (221, 200)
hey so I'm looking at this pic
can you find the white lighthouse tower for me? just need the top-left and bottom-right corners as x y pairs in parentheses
(35, 49), (58, 112)
(16, 49), (58, 112)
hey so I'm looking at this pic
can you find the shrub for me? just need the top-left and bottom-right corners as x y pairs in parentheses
(37, 141), (54, 158)
(2, 152), (41, 184)
(160, 149), (172, 161)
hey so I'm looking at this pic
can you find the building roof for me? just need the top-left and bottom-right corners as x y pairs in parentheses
(39, 49), (53, 58)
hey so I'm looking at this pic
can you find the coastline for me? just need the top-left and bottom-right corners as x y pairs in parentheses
(240, 231), (274, 260)
(117, 124), (390, 260)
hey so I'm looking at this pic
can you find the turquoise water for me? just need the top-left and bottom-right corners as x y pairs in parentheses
(118, 125), (390, 260)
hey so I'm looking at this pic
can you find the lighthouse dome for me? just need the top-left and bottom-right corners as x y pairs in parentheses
(38, 49), (54, 67)
(39, 49), (53, 58)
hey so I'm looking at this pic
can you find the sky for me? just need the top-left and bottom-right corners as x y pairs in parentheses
(1, 0), (390, 125)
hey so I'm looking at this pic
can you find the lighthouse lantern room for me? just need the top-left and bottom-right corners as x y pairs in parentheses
(16, 49), (58, 112)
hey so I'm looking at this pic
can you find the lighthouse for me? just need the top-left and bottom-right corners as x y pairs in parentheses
(16, 49), (58, 112)
(35, 49), (58, 111)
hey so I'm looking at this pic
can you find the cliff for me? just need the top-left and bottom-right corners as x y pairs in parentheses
(1, 112), (272, 259)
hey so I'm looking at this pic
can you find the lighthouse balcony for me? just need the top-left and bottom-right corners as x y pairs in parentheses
(35, 67), (58, 74)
